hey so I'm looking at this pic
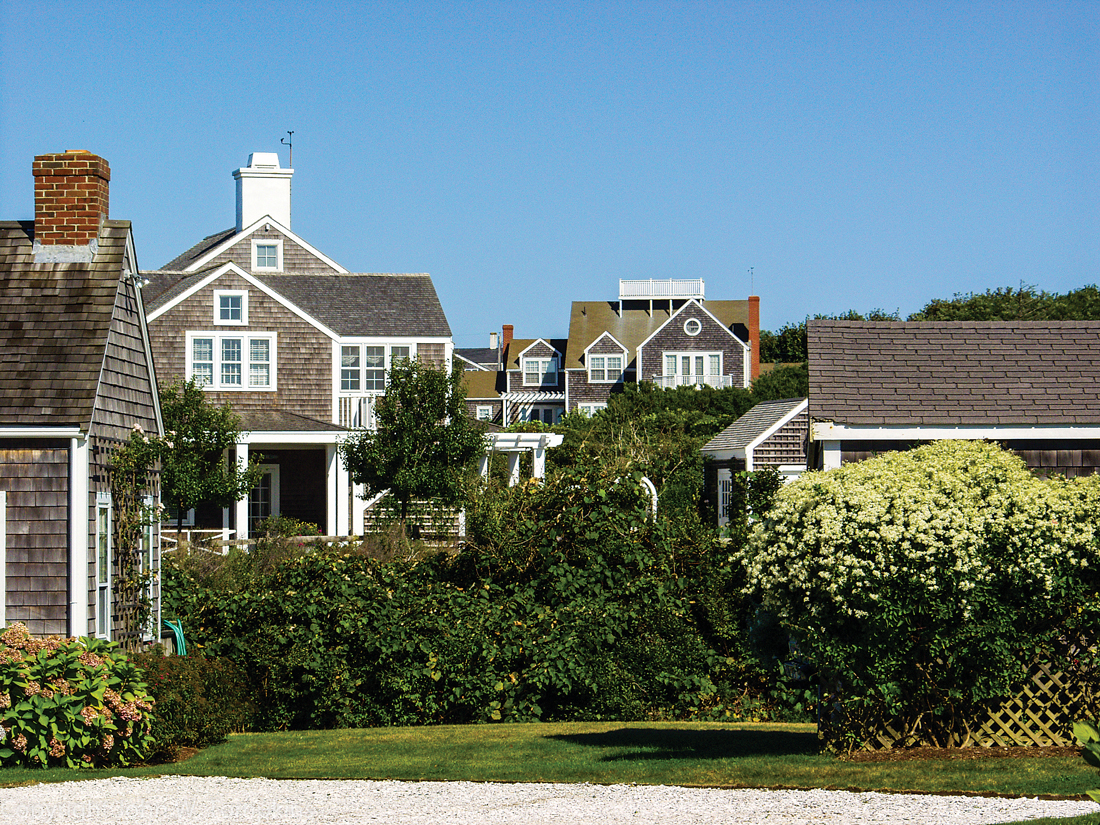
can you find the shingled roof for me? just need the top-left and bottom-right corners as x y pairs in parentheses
(704, 397), (807, 452)
(158, 227), (236, 272)
(0, 220), (130, 428)
(142, 269), (451, 337)
(809, 320), (1100, 426)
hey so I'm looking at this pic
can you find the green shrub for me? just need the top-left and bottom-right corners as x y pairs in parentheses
(739, 440), (1100, 750)
(0, 623), (154, 768)
(131, 651), (254, 762)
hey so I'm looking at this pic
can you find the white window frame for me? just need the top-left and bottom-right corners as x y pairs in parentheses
(662, 351), (723, 377)
(213, 290), (248, 326)
(476, 405), (493, 421)
(95, 491), (112, 639)
(337, 343), (419, 394)
(578, 403), (608, 417)
(523, 356), (558, 387)
(520, 406), (561, 424)
(588, 353), (624, 384)
(684, 317), (703, 336)
(163, 506), (195, 528)
(248, 464), (281, 533)
(187, 331), (278, 391)
(252, 238), (283, 272)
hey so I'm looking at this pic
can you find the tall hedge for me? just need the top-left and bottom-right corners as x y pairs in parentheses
(738, 440), (1100, 749)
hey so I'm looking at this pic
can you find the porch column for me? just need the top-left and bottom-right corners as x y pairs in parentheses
(821, 440), (841, 471)
(352, 482), (366, 535)
(478, 453), (491, 479)
(234, 442), (250, 540)
(325, 445), (343, 536)
(506, 453), (522, 487)
(333, 444), (350, 537)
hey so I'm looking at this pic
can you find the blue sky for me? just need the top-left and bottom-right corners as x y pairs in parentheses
(1, 1), (1096, 346)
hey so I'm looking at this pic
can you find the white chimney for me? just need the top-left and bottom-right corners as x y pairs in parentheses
(489, 332), (499, 350)
(233, 152), (293, 231)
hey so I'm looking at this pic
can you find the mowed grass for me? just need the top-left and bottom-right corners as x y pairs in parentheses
(3, 721), (1097, 804)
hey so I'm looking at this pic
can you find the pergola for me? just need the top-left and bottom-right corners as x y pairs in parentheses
(480, 431), (565, 486)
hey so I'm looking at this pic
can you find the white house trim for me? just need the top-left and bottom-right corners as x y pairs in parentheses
(0, 490), (6, 629)
(68, 435), (89, 637)
(147, 263), (341, 340)
(810, 422), (1100, 442)
(0, 427), (83, 438)
(182, 215), (349, 275)
(635, 298), (744, 354)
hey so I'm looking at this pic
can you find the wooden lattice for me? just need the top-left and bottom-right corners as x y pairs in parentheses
(820, 661), (1100, 751)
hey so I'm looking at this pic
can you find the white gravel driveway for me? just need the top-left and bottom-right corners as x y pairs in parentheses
(2, 776), (1098, 825)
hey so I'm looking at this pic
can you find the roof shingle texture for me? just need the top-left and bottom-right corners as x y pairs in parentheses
(809, 320), (1100, 426)
(704, 397), (806, 451)
(0, 220), (128, 428)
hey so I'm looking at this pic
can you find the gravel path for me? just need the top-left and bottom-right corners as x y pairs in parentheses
(1, 776), (1098, 825)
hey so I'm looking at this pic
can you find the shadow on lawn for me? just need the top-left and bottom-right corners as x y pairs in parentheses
(546, 727), (821, 761)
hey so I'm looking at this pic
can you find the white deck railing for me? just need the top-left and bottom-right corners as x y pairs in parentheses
(651, 374), (734, 390)
(619, 278), (705, 301)
(338, 394), (381, 429)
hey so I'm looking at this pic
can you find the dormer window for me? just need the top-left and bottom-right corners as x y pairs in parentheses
(252, 239), (283, 271)
(523, 356), (558, 386)
(588, 354), (623, 383)
(214, 290), (247, 325)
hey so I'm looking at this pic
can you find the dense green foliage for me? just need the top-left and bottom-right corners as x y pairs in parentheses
(165, 466), (799, 730)
(340, 359), (485, 524)
(739, 441), (1100, 750)
(0, 624), (154, 767)
(131, 652), (253, 762)
(1074, 720), (1100, 803)
(159, 379), (262, 524)
(910, 283), (1100, 321)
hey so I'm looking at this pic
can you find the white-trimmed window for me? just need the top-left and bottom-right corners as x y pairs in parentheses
(252, 239), (283, 271)
(663, 351), (722, 378)
(339, 344), (418, 392)
(213, 290), (248, 325)
(96, 491), (112, 639)
(578, 403), (608, 417)
(588, 354), (624, 383)
(520, 406), (560, 424)
(523, 356), (558, 386)
(476, 405), (493, 421)
(684, 317), (703, 336)
(188, 332), (277, 390)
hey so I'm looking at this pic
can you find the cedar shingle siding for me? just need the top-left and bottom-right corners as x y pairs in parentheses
(639, 306), (746, 382)
(203, 228), (342, 275)
(754, 409), (808, 467)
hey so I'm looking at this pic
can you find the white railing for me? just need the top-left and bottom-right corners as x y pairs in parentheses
(619, 278), (705, 301)
(651, 374), (734, 390)
(338, 394), (381, 429)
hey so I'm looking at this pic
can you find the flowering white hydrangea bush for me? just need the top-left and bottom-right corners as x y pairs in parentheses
(737, 440), (1100, 747)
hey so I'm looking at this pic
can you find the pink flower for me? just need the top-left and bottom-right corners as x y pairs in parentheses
(12, 733), (27, 752)
(48, 738), (65, 758)
(24, 681), (40, 696)
(101, 734), (114, 752)
(80, 706), (99, 726)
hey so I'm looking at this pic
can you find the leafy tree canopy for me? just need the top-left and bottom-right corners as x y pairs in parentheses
(159, 379), (262, 522)
(339, 359), (485, 523)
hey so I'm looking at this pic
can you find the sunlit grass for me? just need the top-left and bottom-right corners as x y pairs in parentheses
(1, 721), (1096, 806)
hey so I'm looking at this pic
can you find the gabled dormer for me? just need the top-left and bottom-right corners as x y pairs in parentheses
(582, 331), (628, 384)
(517, 339), (561, 387)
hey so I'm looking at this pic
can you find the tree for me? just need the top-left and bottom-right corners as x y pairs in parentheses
(339, 359), (485, 527)
(158, 379), (262, 535)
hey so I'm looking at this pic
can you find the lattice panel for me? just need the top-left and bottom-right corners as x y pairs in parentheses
(821, 661), (1100, 752)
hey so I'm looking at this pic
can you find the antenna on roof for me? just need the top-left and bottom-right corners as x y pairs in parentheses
(748, 266), (754, 294)
(281, 131), (294, 166)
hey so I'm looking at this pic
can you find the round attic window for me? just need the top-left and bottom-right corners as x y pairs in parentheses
(684, 318), (702, 336)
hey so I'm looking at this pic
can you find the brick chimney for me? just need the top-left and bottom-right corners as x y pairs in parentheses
(502, 324), (514, 353)
(748, 295), (760, 381)
(32, 150), (110, 262)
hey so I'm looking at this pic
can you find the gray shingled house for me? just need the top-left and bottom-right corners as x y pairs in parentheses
(141, 153), (453, 539)
(808, 320), (1100, 475)
(702, 397), (808, 526)
(0, 151), (163, 639)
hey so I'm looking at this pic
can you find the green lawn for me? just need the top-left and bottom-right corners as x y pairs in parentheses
(2, 721), (1098, 807)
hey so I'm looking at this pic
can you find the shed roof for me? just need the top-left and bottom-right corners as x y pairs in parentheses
(704, 397), (807, 452)
(809, 320), (1100, 426)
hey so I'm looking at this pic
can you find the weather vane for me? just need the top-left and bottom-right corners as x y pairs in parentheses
(281, 131), (294, 166)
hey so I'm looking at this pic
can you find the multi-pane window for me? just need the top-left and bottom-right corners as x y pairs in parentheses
(521, 406), (560, 424)
(96, 492), (112, 639)
(523, 357), (557, 386)
(664, 351), (721, 377)
(215, 291), (246, 325)
(341, 346), (361, 391)
(578, 403), (608, 417)
(188, 333), (276, 390)
(476, 406), (493, 421)
(255, 244), (279, 269)
(588, 354), (623, 383)
(339, 344), (418, 392)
